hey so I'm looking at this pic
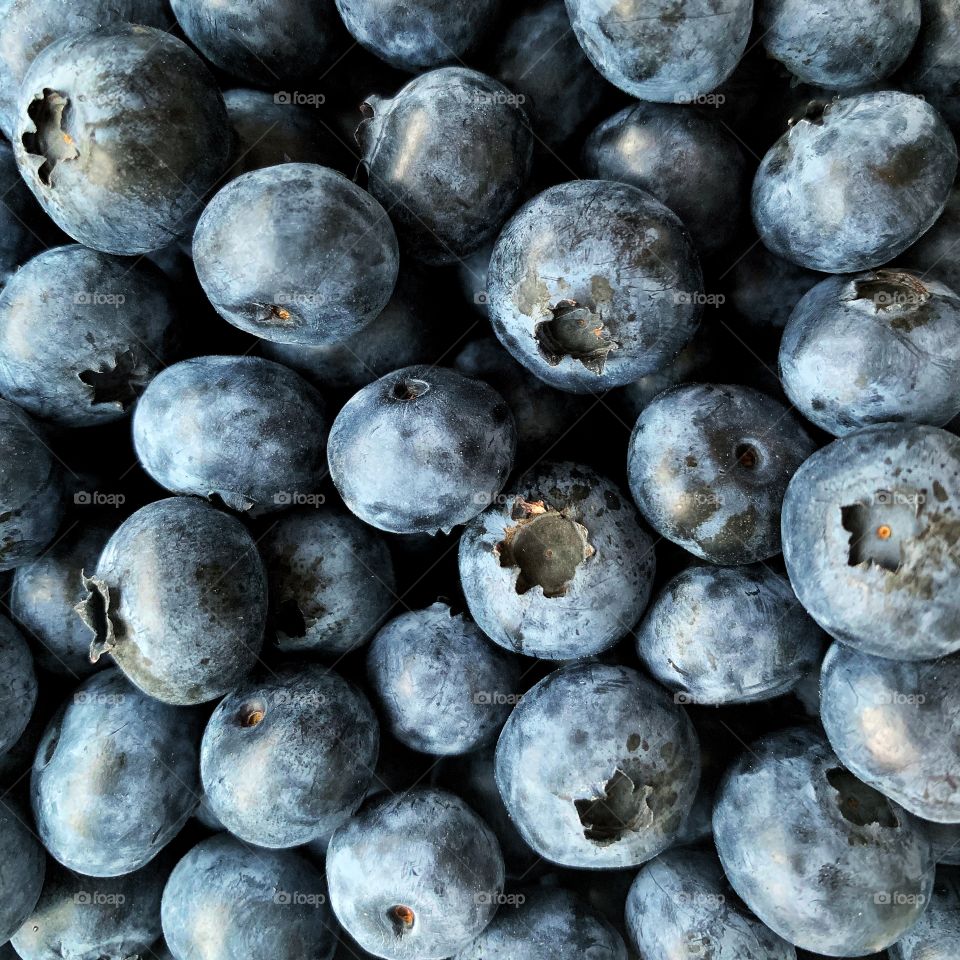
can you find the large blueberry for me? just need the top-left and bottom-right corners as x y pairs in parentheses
(487, 180), (702, 392)
(133, 356), (328, 514)
(0, 246), (179, 426)
(0, 141), (45, 287)
(13, 25), (230, 255)
(32, 669), (202, 877)
(358, 68), (533, 264)
(0, 614), (37, 756)
(76, 497), (267, 704)
(495, 662), (700, 869)
(627, 384), (816, 564)
(327, 365), (515, 535)
(752, 92), (957, 273)
(637, 564), (824, 705)
(582, 102), (749, 258)
(162, 833), (336, 960)
(366, 603), (520, 756)
(193, 164), (398, 345)
(0, 801), (45, 944)
(327, 788), (504, 960)
(459, 462), (655, 659)
(888, 865), (959, 960)
(564, 0), (752, 102)
(781, 424), (960, 660)
(714, 727), (933, 956)
(899, 0), (960, 134)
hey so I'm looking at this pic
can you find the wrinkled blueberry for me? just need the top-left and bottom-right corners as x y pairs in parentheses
(0, 800), (45, 944)
(0, 614), (37, 756)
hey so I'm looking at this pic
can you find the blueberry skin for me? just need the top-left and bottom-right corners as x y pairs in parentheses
(625, 848), (798, 960)
(459, 462), (655, 660)
(487, 180), (703, 393)
(714, 727), (933, 956)
(582, 102), (749, 259)
(0, 614), (37, 756)
(0, 141), (45, 287)
(13, 25), (230, 256)
(780, 424), (960, 660)
(367, 603), (520, 756)
(899, 0), (960, 135)
(170, 0), (345, 85)
(327, 788), (505, 960)
(162, 833), (336, 960)
(32, 669), (202, 877)
(0, 801), (45, 944)
(637, 564), (824, 705)
(133, 356), (328, 514)
(780, 271), (960, 436)
(752, 92), (957, 273)
(201, 662), (378, 848)
(564, 0), (752, 102)
(820, 642), (960, 823)
(328, 365), (516, 535)
(495, 662), (700, 869)
(0, 398), (64, 573)
(358, 68), (534, 265)
(454, 886), (628, 960)
(627, 384), (816, 565)
(888, 865), (960, 960)
(259, 509), (395, 657)
(10, 855), (170, 960)
(75, 497), (267, 705)
(193, 164), (398, 345)
(334, 0), (496, 72)
(0, 246), (179, 427)
(759, 0), (920, 89)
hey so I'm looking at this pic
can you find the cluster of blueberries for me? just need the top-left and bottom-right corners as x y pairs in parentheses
(0, 0), (958, 958)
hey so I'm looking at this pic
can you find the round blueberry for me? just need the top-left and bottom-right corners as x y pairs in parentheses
(0, 614), (37, 756)
(0, 800), (45, 943)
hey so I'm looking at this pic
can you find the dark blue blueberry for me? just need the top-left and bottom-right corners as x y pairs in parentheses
(627, 383), (816, 564)
(133, 356), (328, 514)
(75, 497), (267, 704)
(0, 614), (37, 756)
(713, 727), (933, 956)
(0, 141), (46, 288)
(781, 423), (960, 660)
(0, 245), (179, 427)
(0, 800), (45, 944)
(487, 180), (702, 392)
(899, 0), (960, 134)
(752, 92), (957, 273)
(327, 788), (504, 960)
(358, 68), (534, 264)
(161, 833), (336, 960)
(193, 164), (398, 345)
(32, 669), (202, 877)
(888, 865), (959, 960)
(495, 662), (700, 869)
(13, 25), (231, 255)
(459, 462), (655, 660)
(327, 365), (516, 535)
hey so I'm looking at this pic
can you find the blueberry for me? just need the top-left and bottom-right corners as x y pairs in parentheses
(0, 800), (45, 944)
(193, 164), (399, 345)
(75, 497), (267, 705)
(637, 564), (825, 705)
(133, 356), (328, 514)
(459, 462), (655, 659)
(487, 180), (702, 392)
(32, 669), (202, 876)
(358, 68), (533, 264)
(454, 886), (628, 960)
(564, 0), (752, 102)
(366, 602), (520, 756)
(899, 0), (960, 134)
(888, 865), (959, 960)
(162, 833), (337, 960)
(780, 423), (960, 660)
(627, 383), (816, 564)
(0, 398), (64, 572)
(582, 102), (749, 259)
(713, 726), (933, 955)
(758, 0), (920, 88)
(752, 92), (957, 273)
(820, 642), (960, 823)
(13, 25), (231, 255)
(625, 848), (798, 959)
(201, 662), (378, 847)
(0, 246), (179, 426)
(0, 614), (37, 756)
(0, 141), (46, 287)
(327, 365), (515, 535)
(259, 508), (395, 657)
(328, 788), (504, 959)
(902, 185), (960, 293)
(495, 662), (700, 869)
